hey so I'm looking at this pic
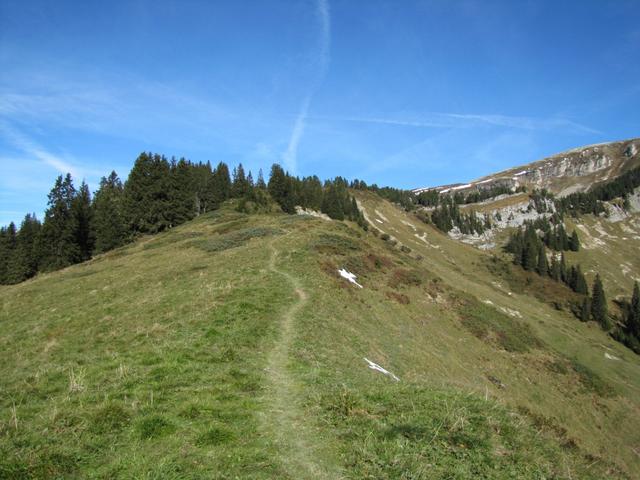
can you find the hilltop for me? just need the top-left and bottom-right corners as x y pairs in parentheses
(1, 141), (640, 478)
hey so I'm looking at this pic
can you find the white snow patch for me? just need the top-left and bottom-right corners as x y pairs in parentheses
(604, 353), (620, 361)
(364, 358), (400, 381)
(450, 183), (472, 191)
(514, 170), (528, 176)
(374, 210), (389, 222)
(483, 299), (494, 305)
(338, 268), (363, 288)
(375, 218), (383, 224)
(401, 220), (417, 230)
(500, 307), (522, 318)
(414, 232), (440, 249)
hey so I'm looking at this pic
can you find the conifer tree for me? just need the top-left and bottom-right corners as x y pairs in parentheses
(628, 282), (640, 338)
(256, 169), (266, 189)
(72, 181), (95, 261)
(170, 158), (196, 225)
(560, 253), (568, 283)
(591, 274), (609, 328)
(93, 172), (127, 253)
(210, 162), (231, 206)
(522, 227), (539, 271)
(321, 183), (344, 220)
(268, 163), (288, 205)
(40, 173), (81, 270)
(580, 297), (591, 322)
(123, 153), (172, 234)
(569, 230), (580, 252)
(231, 163), (250, 197)
(7, 214), (41, 283)
(0, 223), (17, 284)
(550, 254), (561, 281)
(536, 244), (549, 276)
(574, 265), (588, 295)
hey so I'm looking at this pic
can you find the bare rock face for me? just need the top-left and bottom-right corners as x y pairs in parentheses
(414, 138), (640, 197)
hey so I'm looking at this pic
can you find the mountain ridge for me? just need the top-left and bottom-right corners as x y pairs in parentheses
(414, 137), (640, 196)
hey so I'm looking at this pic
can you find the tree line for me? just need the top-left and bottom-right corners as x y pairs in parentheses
(0, 153), (366, 285)
(554, 166), (640, 217)
(504, 223), (640, 353)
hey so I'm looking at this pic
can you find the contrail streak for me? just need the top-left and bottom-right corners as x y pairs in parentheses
(283, 0), (330, 173)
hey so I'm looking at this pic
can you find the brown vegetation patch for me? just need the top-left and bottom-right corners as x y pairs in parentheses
(388, 268), (423, 289)
(386, 291), (410, 304)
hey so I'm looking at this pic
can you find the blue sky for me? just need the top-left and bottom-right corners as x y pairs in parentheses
(1, 0), (639, 226)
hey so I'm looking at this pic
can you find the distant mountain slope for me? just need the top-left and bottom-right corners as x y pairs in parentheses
(414, 137), (640, 197)
(1, 202), (639, 478)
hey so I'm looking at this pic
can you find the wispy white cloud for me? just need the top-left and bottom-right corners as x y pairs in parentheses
(323, 111), (601, 135)
(0, 122), (80, 177)
(282, 0), (331, 173)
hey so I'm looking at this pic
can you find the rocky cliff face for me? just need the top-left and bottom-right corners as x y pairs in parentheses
(415, 138), (640, 197)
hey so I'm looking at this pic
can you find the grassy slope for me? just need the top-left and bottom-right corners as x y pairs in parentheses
(1, 202), (639, 479)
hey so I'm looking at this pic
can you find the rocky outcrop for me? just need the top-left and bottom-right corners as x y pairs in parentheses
(414, 138), (640, 197)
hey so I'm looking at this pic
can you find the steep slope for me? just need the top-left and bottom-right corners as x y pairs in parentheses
(415, 137), (640, 197)
(1, 204), (639, 478)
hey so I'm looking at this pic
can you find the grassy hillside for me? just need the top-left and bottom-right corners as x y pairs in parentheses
(1, 201), (639, 479)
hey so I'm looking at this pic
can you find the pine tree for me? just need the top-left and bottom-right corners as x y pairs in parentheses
(591, 274), (609, 329)
(550, 254), (561, 281)
(7, 214), (41, 283)
(522, 228), (539, 271)
(256, 169), (266, 189)
(40, 173), (81, 270)
(536, 244), (549, 276)
(628, 282), (640, 338)
(231, 163), (250, 198)
(574, 265), (588, 295)
(560, 253), (568, 283)
(123, 153), (172, 234)
(170, 158), (196, 225)
(71, 181), (95, 261)
(321, 183), (345, 220)
(210, 162), (231, 206)
(268, 164), (295, 213)
(569, 230), (580, 252)
(0, 223), (17, 284)
(93, 172), (127, 253)
(580, 297), (591, 322)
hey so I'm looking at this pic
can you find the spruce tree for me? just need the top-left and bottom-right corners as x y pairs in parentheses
(560, 253), (568, 283)
(7, 214), (41, 283)
(71, 181), (95, 261)
(522, 228), (539, 271)
(93, 172), (127, 253)
(0, 223), (17, 284)
(591, 274), (609, 329)
(580, 297), (591, 322)
(256, 169), (266, 189)
(628, 282), (640, 338)
(40, 173), (81, 270)
(231, 163), (250, 198)
(268, 163), (288, 205)
(123, 153), (172, 234)
(536, 244), (549, 276)
(170, 158), (196, 225)
(321, 183), (345, 220)
(574, 265), (588, 295)
(550, 254), (561, 281)
(210, 162), (231, 206)
(569, 230), (580, 252)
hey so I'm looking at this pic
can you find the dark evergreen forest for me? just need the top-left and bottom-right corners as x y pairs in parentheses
(0, 153), (366, 285)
